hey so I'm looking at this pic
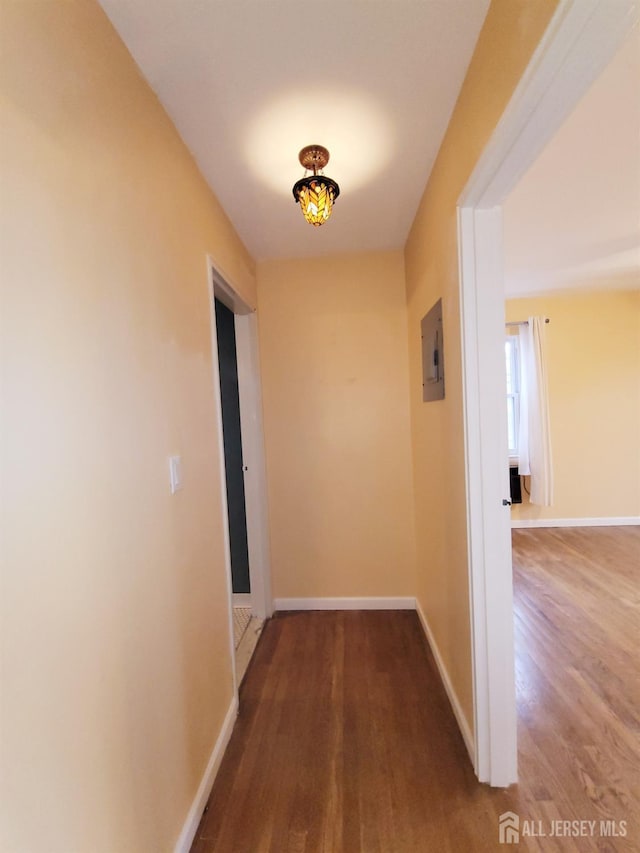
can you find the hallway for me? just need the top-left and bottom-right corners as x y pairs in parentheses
(191, 610), (504, 852)
(191, 526), (639, 852)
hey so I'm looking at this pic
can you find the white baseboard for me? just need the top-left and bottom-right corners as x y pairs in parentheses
(273, 596), (416, 611)
(174, 694), (239, 853)
(511, 516), (640, 528)
(414, 599), (475, 766)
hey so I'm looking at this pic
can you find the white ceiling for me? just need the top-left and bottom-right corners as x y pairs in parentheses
(503, 25), (640, 297)
(99, 0), (490, 260)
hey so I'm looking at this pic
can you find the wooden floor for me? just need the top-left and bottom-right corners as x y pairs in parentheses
(191, 527), (639, 852)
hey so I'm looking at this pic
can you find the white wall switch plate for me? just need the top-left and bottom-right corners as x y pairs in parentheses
(169, 455), (183, 494)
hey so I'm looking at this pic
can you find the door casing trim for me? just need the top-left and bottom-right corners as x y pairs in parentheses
(206, 255), (273, 702)
(458, 0), (638, 786)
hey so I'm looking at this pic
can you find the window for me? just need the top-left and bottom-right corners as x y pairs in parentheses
(505, 336), (520, 457)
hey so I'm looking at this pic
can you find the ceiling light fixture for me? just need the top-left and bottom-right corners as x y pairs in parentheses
(292, 145), (340, 226)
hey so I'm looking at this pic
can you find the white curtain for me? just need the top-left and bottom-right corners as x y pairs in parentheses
(517, 316), (553, 506)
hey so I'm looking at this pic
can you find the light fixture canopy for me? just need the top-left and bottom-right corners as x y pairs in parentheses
(292, 145), (340, 226)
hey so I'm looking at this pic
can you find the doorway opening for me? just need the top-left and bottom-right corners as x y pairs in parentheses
(207, 257), (272, 692)
(214, 297), (261, 680)
(457, 0), (636, 787)
(215, 297), (250, 600)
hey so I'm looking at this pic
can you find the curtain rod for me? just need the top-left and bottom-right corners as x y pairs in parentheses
(505, 318), (550, 327)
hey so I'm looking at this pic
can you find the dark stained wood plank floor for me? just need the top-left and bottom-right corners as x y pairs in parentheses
(191, 527), (639, 853)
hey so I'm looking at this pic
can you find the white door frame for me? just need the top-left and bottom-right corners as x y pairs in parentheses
(206, 255), (273, 693)
(458, 0), (638, 786)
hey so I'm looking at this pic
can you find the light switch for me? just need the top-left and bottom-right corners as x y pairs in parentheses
(169, 455), (183, 494)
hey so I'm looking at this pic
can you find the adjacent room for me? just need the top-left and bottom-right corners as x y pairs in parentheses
(499, 22), (640, 853)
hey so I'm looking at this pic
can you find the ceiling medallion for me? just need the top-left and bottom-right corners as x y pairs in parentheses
(292, 145), (340, 226)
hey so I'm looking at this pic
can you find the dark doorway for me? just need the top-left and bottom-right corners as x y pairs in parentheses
(215, 298), (250, 594)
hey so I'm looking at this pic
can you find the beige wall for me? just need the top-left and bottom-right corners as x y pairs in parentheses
(257, 251), (416, 599)
(507, 289), (640, 521)
(404, 0), (559, 731)
(1, 2), (255, 851)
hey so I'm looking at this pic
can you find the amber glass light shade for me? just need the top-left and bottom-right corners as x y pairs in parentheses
(292, 175), (340, 226)
(291, 146), (340, 226)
